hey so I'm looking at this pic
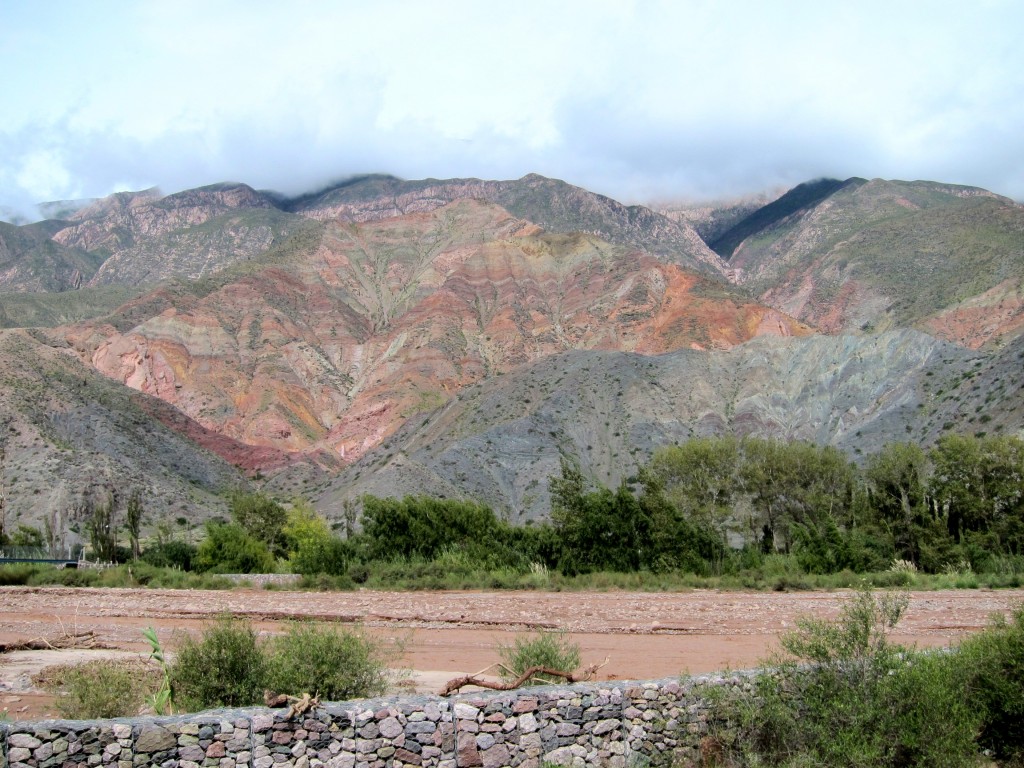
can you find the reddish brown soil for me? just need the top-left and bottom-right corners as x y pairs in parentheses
(1, 586), (1020, 722)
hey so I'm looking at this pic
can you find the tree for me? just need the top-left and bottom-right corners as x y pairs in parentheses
(85, 493), (118, 562)
(125, 490), (144, 561)
(865, 442), (931, 564)
(194, 522), (275, 574)
(739, 438), (855, 554)
(360, 495), (499, 562)
(282, 499), (348, 574)
(230, 492), (287, 557)
(650, 437), (740, 542)
(930, 434), (1024, 558)
(10, 524), (44, 548)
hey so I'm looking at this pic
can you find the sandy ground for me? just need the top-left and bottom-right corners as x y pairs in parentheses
(1, 586), (1021, 721)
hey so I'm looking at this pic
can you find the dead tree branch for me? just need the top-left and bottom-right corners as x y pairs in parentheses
(439, 657), (609, 696)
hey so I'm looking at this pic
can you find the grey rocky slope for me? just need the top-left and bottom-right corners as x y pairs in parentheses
(0, 329), (247, 544)
(311, 330), (1024, 521)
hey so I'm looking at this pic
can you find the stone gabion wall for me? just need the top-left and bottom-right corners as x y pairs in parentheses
(0, 674), (756, 768)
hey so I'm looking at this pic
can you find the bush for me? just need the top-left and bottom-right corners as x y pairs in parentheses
(40, 659), (159, 719)
(169, 616), (267, 710)
(266, 622), (395, 701)
(194, 522), (275, 574)
(141, 540), (197, 571)
(290, 538), (353, 576)
(498, 630), (581, 686)
(957, 607), (1024, 762)
(710, 588), (980, 767)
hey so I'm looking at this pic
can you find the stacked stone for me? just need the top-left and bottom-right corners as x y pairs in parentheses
(249, 697), (455, 768)
(448, 684), (628, 768)
(4, 723), (130, 768)
(0, 675), (761, 768)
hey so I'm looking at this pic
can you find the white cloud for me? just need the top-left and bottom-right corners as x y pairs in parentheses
(2, 0), (1023, 212)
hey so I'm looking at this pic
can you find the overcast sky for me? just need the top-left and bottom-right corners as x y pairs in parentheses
(2, 0), (1023, 217)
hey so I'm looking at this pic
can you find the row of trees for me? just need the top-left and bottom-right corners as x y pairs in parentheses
(6, 433), (1023, 579)
(640, 434), (1024, 573)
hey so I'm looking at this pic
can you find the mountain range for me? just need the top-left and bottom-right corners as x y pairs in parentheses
(0, 172), (1021, 533)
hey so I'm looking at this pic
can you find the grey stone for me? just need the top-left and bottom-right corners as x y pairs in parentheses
(8, 747), (32, 762)
(35, 741), (55, 760)
(137, 727), (177, 754)
(378, 717), (402, 739)
(179, 745), (206, 762)
(9, 735), (43, 750)
(112, 725), (132, 740)
(475, 734), (495, 750)
(518, 713), (538, 734)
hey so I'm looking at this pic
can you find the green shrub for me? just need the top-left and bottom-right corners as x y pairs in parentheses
(41, 659), (159, 719)
(169, 616), (267, 710)
(290, 538), (353, 576)
(0, 563), (41, 585)
(498, 630), (581, 685)
(194, 522), (275, 574)
(710, 588), (980, 767)
(141, 540), (197, 571)
(957, 607), (1024, 762)
(266, 622), (395, 701)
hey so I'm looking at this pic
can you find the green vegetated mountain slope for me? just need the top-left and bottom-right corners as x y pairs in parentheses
(311, 330), (1024, 520)
(0, 328), (250, 538)
(726, 178), (1024, 347)
(284, 173), (727, 276)
(0, 219), (105, 292)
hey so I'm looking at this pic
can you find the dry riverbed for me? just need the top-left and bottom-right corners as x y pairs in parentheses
(1, 586), (1020, 721)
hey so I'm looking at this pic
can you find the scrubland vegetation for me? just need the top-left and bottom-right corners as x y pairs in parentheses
(706, 588), (1024, 767)
(2, 433), (1023, 591)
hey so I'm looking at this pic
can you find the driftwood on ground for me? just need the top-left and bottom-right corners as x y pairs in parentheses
(264, 690), (321, 720)
(439, 658), (609, 696)
(0, 631), (105, 653)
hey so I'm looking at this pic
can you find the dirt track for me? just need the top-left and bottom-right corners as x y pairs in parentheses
(2, 586), (1021, 721)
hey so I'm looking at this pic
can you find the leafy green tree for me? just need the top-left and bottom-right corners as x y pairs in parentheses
(739, 438), (855, 554)
(865, 441), (933, 565)
(360, 495), (499, 562)
(930, 434), (1024, 558)
(549, 459), (722, 575)
(280, 500), (354, 575)
(10, 523), (44, 548)
(230, 492), (287, 557)
(141, 540), (196, 571)
(650, 436), (740, 541)
(125, 490), (143, 561)
(194, 522), (275, 574)
(86, 493), (119, 562)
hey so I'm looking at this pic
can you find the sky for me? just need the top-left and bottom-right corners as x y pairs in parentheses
(2, 0), (1024, 218)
